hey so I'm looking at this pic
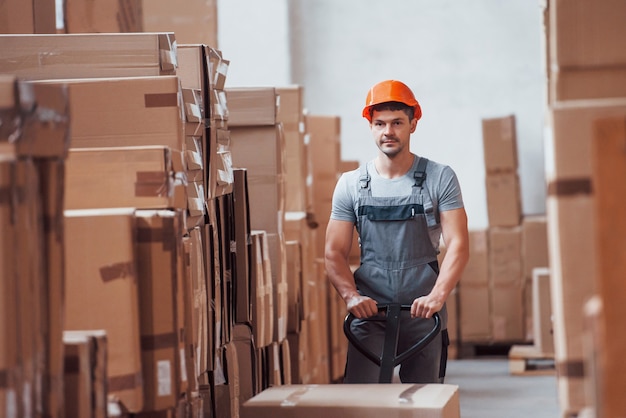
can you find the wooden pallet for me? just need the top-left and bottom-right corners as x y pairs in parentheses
(508, 344), (555, 376)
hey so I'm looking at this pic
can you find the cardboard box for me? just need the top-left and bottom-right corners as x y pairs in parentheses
(143, 0), (218, 47)
(242, 384), (461, 418)
(64, 0), (143, 33)
(34, 76), (184, 152)
(546, 192), (593, 413)
(64, 208), (144, 412)
(135, 210), (182, 411)
(491, 283), (524, 341)
(532, 268), (554, 355)
(233, 169), (252, 324)
(230, 125), (285, 234)
(550, 0), (626, 70)
(0, 156), (23, 417)
(64, 146), (185, 210)
(14, 81), (72, 158)
(488, 226), (523, 287)
(306, 114), (341, 202)
(460, 229), (489, 286)
(226, 88), (277, 127)
(181, 227), (210, 389)
(485, 172), (521, 227)
(550, 68), (626, 102)
(521, 215), (549, 279)
(0, 33), (176, 79)
(0, 0), (55, 34)
(459, 283), (492, 342)
(547, 98), (626, 181)
(285, 241), (303, 333)
(13, 158), (45, 416)
(590, 116), (626, 417)
(63, 330), (108, 418)
(232, 324), (257, 406)
(482, 115), (518, 173)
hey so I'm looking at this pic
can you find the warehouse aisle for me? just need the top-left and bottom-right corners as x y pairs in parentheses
(445, 358), (560, 417)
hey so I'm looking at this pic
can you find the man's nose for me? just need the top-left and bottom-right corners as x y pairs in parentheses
(384, 123), (394, 135)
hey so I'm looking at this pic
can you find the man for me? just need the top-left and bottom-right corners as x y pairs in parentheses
(325, 79), (469, 384)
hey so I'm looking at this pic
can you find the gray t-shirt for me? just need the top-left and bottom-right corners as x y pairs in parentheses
(330, 155), (464, 251)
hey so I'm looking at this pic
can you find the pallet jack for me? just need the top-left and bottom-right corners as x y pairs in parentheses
(343, 303), (441, 383)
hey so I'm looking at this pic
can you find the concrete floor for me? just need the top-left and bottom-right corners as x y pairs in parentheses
(445, 358), (560, 417)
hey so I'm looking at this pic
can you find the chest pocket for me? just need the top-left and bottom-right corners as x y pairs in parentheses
(358, 203), (425, 221)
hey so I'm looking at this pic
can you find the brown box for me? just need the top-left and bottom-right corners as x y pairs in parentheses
(590, 116), (626, 417)
(135, 210), (182, 411)
(0, 0), (55, 34)
(550, 68), (626, 102)
(0, 156), (24, 415)
(14, 81), (72, 158)
(143, 0), (218, 47)
(285, 241), (303, 334)
(64, 208), (144, 412)
(63, 330), (108, 418)
(64, 146), (185, 210)
(521, 215), (549, 279)
(182, 227), (211, 389)
(242, 384), (460, 418)
(226, 87), (277, 127)
(307, 114), (341, 202)
(233, 169), (252, 324)
(482, 115), (518, 173)
(459, 283), (492, 342)
(250, 231), (271, 348)
(232, 324), (257, 406)
(488, 226), (522, 287)
(0, 33), (176, 79)
(34, 76), (184, 152)
(491, 283), (524, 341)
(485, 172), (521, 227)
(550, 0), (626, 70)
(548, 98), (626, 181)
(461, 229), (489, 286)
(230, 125), (285, 234)
(531, 268), (554, 355)
(64, 0), (143, 33)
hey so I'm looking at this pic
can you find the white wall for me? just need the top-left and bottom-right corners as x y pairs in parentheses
(218, 0), (547, 229)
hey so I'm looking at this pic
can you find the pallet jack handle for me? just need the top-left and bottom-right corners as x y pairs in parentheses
(343, 303), (441, 383)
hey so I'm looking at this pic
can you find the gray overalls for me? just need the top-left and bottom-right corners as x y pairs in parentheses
(343, 157), (449, 384)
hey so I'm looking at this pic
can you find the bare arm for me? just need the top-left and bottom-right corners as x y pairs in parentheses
(325, 219), (378, 318)
(411, 207), (469, 319)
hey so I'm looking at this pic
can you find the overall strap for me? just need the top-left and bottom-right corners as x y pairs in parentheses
(413, 157), (429, 189)
(358, 164), (371, 197)
(413, 157), (439, 226)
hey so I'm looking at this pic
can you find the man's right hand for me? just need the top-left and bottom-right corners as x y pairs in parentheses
(346, 295), (379, 319)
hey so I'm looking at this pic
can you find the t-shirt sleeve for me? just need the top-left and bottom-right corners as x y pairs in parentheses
(330, 172), (357, 223)
(437, 165), (464, 212)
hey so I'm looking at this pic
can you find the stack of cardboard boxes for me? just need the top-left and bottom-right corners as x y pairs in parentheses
(544, 0), (626, 416)
(459, 114), (550, 351)
(0, 24), (357, 417)
(0, 76), (70, 418)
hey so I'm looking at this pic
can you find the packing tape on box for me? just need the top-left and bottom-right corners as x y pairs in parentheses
(547, 178), (592, 196)
(108, 371), (143, 392)
(141, 332), (178, 351)
(99, 261), (135, 282)
(158, 34), (177, 73)
(63, 355), (80, 374)
(280, 385), (313, 407)
(556, 360), (585, 378)
(144, 92), (178, 108)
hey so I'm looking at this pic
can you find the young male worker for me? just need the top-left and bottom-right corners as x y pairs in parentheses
(325, 80), (469, 383)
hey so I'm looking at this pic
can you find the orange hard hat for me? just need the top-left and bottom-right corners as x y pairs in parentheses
(362, 80), (422, 122)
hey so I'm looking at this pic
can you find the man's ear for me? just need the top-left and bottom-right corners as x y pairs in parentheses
(410, 118), (418, 133)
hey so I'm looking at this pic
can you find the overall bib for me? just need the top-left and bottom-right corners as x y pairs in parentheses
(343, 157), (449, 384)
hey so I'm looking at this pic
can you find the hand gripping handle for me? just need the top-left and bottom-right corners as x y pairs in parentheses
(343, 303), (441, 382)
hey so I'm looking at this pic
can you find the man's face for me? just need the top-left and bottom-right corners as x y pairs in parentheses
(370, 109), (417, 158)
